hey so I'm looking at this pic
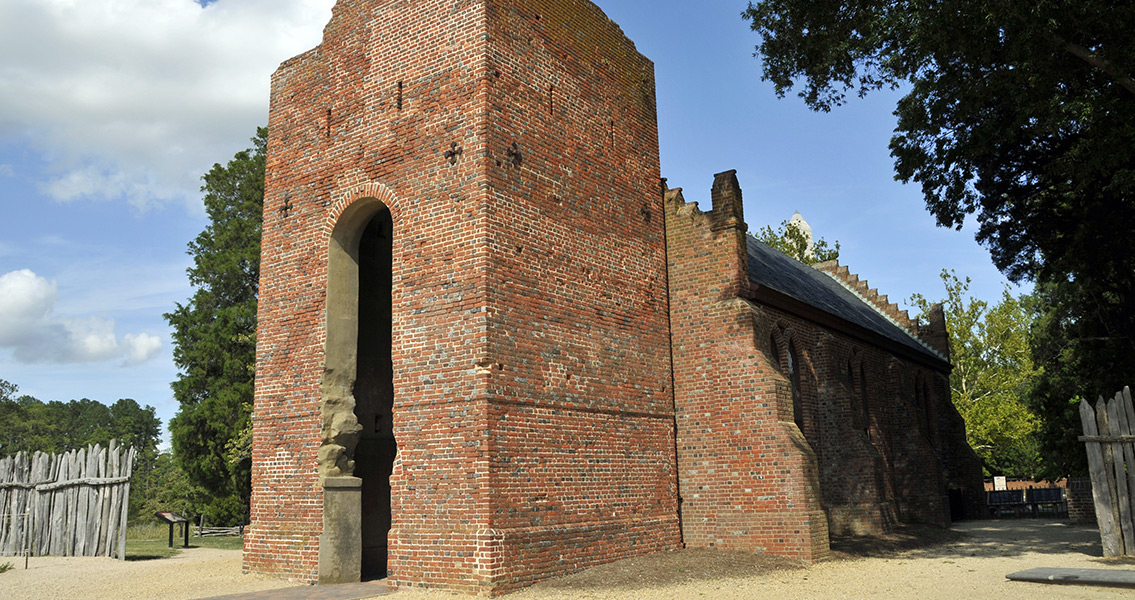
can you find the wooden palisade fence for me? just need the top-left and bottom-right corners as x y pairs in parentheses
(1079, 387), (1135, 556)
(0, 441), (135, 559)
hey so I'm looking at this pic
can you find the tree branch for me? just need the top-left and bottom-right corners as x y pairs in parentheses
(1051, 34), (1135, 96)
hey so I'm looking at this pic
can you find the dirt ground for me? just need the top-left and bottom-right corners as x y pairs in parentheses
(4, 520), (1135, 600)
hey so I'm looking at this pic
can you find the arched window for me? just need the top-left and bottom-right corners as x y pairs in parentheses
(769, 334), (781, 371)
(325, 198), (396, 580)
(847, 361), (861, 429)
(921, 381), (934, 443)
(859, 364), (870, 434)
(788, 341), (803, 429)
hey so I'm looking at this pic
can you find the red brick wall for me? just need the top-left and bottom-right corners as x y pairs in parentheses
(249, 0), (680, 593)
(250, 0), (982, 591)
(479, 1), (680, 588)
(665, 173), (830, 561)
(665, 171), (983, 552)
(1067, 477), (1096, 524)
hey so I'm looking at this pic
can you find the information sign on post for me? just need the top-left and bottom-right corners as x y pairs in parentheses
(155, 512), (190, 548)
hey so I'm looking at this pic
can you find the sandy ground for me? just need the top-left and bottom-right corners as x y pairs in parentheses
(1, 546), (301, 600)
(4, 520), (1135, 600)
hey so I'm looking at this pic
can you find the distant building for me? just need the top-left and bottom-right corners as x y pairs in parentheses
(788, 210), (815, 259)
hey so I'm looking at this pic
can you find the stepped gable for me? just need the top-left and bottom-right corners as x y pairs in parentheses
(813, 261), (915, 330)
(747, 238), (946, 362)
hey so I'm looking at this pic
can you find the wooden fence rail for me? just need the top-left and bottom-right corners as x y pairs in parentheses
(1079, 387), (1135, 556)
(195, 525), (244, 537)
(0, 441), (135, 560)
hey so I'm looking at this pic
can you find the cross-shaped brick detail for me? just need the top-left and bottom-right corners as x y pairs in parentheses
(444, 142), (463, 165)
(506, 142), (522, 167)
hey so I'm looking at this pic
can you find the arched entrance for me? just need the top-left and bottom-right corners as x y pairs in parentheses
(354, 209), (395, 579)
(320, 198), (396, 582)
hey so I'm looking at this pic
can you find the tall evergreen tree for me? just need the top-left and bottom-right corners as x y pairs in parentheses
(165, 128), (265, 524)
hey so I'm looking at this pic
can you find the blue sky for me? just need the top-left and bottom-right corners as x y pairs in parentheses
(0, 0), (1019, 445)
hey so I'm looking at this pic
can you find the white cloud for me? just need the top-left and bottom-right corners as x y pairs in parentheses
(123, 333), (163, 365)
(0, 0), (333, 211)
(0, 269), (162, 365)
(0, 164), (13, 177)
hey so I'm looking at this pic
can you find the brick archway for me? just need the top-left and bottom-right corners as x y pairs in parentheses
(320, 195), (396, 583)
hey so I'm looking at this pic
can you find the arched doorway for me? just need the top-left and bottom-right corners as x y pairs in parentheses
(322, 199), (396, 582)
(354, 208), (395, 579)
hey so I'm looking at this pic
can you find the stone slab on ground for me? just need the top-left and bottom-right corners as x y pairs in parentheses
(199, 580), (392, 600)
(1007, 568), (1135, 587)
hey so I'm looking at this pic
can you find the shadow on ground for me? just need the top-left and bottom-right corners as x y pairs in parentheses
(835, 519), (1135, 566)
(527, 548), (804, 591)
(829, 523), (967, 559)
(526, 519), (1129, 593)
(875, 520), (1103, 560)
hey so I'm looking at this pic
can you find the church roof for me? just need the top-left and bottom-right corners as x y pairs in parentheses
(745, 235), (946, 363)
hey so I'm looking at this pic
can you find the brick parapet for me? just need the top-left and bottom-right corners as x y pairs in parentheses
(814, 261), (913, 332)
(814, 260), (949, 362)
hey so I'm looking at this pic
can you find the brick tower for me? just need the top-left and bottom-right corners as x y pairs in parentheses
(246, 0), (681, 593)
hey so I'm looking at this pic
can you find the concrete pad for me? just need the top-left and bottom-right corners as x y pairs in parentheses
(1007, 567), (1135, 587)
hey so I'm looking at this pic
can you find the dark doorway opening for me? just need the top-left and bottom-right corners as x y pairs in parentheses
(948, 488), (967, 522)
(353, 209), (396, 580)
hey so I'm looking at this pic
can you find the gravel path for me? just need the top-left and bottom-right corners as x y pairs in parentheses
(4, 520), (1134, 600)
(2, 547), (301, 600)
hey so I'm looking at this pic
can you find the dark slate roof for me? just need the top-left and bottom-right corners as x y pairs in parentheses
(745, 236), (944, 362)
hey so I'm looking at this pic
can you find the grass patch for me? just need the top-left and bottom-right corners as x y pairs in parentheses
(125, 523), (243, 561)
(0, 561), (13, 574)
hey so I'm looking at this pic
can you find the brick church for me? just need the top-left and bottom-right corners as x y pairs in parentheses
(246, 0), (984, 593)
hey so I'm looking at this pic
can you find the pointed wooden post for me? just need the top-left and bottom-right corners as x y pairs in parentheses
(1106, 393), (1134, 553)
(1081, 399), (1122, 556)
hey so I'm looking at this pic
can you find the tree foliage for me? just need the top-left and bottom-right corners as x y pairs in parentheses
(130, 451), (197, 523)
(1026, 278), (1131, 479)
(910, 272), (1040, 478)
(0, 378), (164, 522)
(165, 128), (265, 525)
(0, 379), (161, 460)
(744, 0), (1135, 477)
(753, 218), (839, 265)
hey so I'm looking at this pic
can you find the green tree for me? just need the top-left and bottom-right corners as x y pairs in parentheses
(0, 381), (160, 459)
(131, 451), (198, 523)
(753, 218), (839, 265)
(1025, 278), (1130, 480)
(744, 1), (1135, 477)
(910, 271), (1040, 478)
(0, 379), (164, 521)
(165, 128), (265, 525)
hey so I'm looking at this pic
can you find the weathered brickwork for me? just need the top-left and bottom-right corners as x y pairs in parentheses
(1067, 477), (1097, 524)
(664, 173), (829, 560)
(249, 0), (679, 593)
(664, 172), (983, 554)
(250, 0), (982, 594)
